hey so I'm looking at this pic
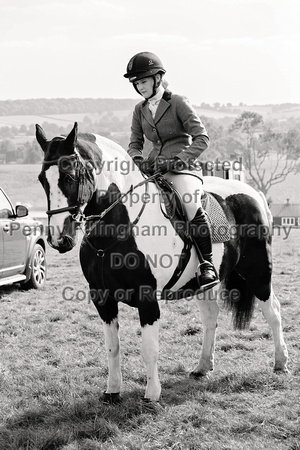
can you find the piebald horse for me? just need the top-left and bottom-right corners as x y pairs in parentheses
(36, 122), (288, 402)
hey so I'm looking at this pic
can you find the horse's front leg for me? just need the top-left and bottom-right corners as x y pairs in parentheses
(139, 300), (161, 401)
(102, 317), (122, 397)
(258, 288), (289, 372)
(94, 296), (122, 403)
(141, 320), (161, 401)
(191, 287), (219, 377)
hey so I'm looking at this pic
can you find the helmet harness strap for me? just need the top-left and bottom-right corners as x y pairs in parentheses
(134, 74), (162, 98)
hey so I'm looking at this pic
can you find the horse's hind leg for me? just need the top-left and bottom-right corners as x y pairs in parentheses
(258, 287), (289, 372)
(191, 287), (219, 377)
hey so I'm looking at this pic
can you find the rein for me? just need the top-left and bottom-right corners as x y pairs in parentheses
(82, 174), (159, 258)
(79, 173), (159, 224)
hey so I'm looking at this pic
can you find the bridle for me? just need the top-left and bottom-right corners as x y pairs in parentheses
(44, 151), (92, 220)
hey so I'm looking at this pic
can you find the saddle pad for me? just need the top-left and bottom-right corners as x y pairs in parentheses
(202, 192), (231, 243)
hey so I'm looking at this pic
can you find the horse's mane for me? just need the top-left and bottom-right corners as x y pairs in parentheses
(76, 132), (143, 192)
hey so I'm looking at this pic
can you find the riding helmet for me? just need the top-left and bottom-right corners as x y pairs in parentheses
(124, 51), (166, 83)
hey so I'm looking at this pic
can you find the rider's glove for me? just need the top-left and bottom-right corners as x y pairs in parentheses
(133, 156), (153, 175)
(133, 156), (143, 169)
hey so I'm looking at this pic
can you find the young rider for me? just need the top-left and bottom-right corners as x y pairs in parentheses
(124, 51), (218, 291)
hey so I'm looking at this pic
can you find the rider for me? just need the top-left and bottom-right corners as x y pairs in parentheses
(124, 51), (219, 290)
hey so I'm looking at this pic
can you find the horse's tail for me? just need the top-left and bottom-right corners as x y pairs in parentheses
(220, 189), (274, 330)
(257, 190), (273, 231)
(222, 270), (256, 330)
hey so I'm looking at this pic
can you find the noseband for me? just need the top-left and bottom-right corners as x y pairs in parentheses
(46, 205), (79, 216)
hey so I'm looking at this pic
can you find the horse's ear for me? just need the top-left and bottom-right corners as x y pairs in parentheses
(35, 124), (47, 152)
(64, 122), (78, 154)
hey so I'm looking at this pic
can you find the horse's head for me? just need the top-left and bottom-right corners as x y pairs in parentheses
(36, 122), (98, 253)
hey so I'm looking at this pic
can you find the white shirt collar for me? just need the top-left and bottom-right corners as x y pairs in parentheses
(148, 85), (165, 105)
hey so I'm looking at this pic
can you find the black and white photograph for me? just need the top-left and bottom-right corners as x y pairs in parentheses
(0, 1), (299, 449)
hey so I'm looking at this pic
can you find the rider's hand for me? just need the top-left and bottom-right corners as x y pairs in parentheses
(133, 157), (153, 175)
(133, 156), (143, 169)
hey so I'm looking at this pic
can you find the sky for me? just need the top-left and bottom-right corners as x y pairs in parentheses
(0, 0), (300, 106)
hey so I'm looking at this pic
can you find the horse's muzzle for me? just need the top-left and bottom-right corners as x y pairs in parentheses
(48, 234), (76, 253)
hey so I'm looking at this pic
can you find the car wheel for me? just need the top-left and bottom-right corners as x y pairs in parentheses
(23, 244), (47, 289)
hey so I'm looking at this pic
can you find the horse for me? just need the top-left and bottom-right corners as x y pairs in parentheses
(36, 122), (288, 403)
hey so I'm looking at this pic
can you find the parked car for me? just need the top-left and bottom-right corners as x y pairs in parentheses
(0, 186), (47, 289)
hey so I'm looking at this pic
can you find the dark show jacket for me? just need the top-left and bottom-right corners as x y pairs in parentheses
(128, 90), (209, 166)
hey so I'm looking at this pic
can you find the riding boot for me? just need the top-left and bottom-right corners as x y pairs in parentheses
(189, 208), (219, 291)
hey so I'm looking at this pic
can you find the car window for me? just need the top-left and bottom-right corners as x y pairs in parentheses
(0, 190), (13, 218)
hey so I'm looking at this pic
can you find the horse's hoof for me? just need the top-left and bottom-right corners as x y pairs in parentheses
(142, 397), (163, 412)
(189, 371), (210, 379)
(102, 392), (122, 405)
(142, 397), (159, 403)
(274, 366), (290, 374)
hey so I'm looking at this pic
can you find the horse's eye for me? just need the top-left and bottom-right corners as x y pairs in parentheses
(59, 158), (74, 172)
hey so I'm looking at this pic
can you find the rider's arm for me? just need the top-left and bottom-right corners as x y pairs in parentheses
(128, 104), (145, 160)
(174, 95), (209, 165)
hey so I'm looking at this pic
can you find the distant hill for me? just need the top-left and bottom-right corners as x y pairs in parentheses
(0, 98), (138, 116)
(1, 98), (300, 121)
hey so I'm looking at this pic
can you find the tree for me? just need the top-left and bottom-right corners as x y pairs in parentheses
(19, 124), (28, 134)
(201, 116), (227, 159)
(0, 126), (13, 139)
(23, 140), (42, 164)
(0, 139), (16, 162)
(230, 111), (300, 195)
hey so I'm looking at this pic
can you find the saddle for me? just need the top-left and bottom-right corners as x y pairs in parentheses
(155, 176), (231, 243)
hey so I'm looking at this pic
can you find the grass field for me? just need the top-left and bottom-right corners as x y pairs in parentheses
(0, 165), (46, 213)
(0, 166), (299, 449)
